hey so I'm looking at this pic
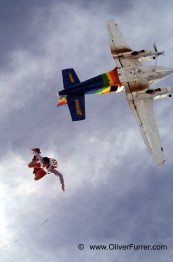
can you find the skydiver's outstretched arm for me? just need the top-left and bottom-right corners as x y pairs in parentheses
(50, 168), (65, 191)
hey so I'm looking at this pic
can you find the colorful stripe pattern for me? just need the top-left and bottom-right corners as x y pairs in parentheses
(57, 96), (67, 106)
(57, 67), (124, 106)
(86, 67), (123, 94)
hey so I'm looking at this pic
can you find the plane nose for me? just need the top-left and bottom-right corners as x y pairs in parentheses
(163, 68), (173, 73)
(156, 67), (173, 76)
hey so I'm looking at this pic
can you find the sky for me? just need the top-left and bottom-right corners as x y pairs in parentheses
(1, 0), (173, 261)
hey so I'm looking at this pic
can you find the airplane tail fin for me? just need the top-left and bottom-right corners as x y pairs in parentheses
(57, 94), (85, 121)
(62, 68), (80, 89)
(57, 68), (85, 121)
(67, 95), (85, 121)
(57, 68), (80, 106)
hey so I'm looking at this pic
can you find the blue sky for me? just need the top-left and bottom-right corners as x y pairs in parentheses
(1, 0), (173, 261)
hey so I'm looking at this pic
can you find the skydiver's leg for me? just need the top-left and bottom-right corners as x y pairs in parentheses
(28, 161), (36, 168)
(34, 169), (47, 180)
(28, 161), (40, 168)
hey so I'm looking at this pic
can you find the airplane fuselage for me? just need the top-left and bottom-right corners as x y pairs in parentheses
(58, 65), (173, 96)
(118, 65), (173, 88)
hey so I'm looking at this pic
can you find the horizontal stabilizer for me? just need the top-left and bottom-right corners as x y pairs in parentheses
(67, 95), (85, 121)
(62, 68), (80, 89)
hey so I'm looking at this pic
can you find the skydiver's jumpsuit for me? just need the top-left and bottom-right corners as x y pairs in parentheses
(29, 155), (47, 180)
(32, 150), (64, 186)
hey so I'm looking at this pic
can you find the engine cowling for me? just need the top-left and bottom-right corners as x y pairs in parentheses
(113, 50), (157, 61)
(127, 87), (173, 100)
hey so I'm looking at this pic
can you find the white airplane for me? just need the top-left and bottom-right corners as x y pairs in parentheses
(106, 19), (173, 165)
(58, 19), (173, 165)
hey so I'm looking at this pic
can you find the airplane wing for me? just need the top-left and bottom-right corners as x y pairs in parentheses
(106, 19), (131, 54)
(106, 19), (142, 68)
(107, 19), (165, 164)
(127, 96), (165, 165)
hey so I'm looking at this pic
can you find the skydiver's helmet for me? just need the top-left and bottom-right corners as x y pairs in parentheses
(42, 157), (50, 165)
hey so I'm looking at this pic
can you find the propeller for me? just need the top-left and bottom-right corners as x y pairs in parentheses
(153, 43), (165, 57)
(153, 43), (165, 66)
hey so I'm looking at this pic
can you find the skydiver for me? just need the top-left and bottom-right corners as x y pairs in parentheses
(29, 148), (65, 192)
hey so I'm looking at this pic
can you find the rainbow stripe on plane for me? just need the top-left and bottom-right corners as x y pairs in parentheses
(57, 96), (67, 106)
(57, 67), (123, 106)
(95, 67), (123, 94)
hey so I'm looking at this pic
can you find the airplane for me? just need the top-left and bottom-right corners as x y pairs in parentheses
(57, 19), (173, 165)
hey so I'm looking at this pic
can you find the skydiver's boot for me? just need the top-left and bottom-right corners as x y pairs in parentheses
(34, 169), (47, 180)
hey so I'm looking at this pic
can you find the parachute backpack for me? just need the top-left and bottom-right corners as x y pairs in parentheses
(49, 158), (58, 168)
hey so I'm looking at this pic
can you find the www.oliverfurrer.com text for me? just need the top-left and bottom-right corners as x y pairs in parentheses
(78, 243), (167, 251)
